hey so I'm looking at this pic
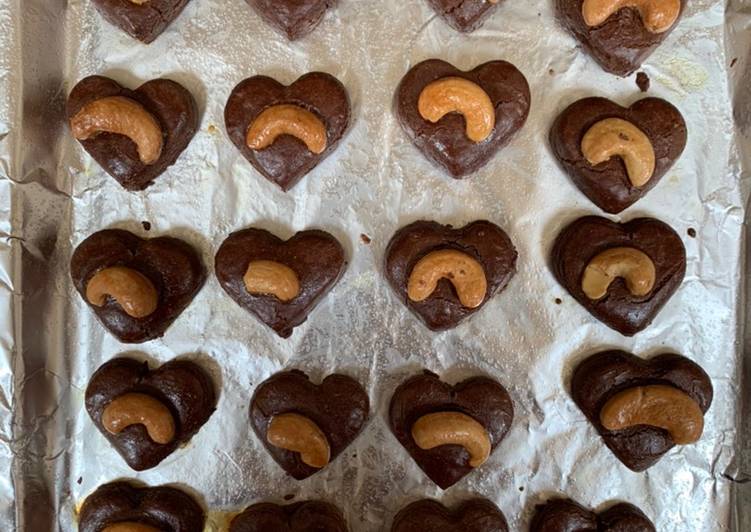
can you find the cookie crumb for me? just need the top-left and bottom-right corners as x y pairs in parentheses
(730, 57), (738, 68)
(360, 234), (371, 244)
(284, 494), (295, 501)
(555, 298), (562, 305)
(548, 69), (555, 75)
(141, 221), (151, 231)
(636, 72), (650, 92)
(77, 477), (83, 485)
(687, 228), (697, 238)
(519, 486), (524, 492)
(208, 124), (218, 133)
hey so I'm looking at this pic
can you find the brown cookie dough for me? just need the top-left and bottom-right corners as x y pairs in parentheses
(92, 0), (192, 43)
(392, 499), (509, 531)
(230, 500), (348, 531)
(426, 0), (502, 32)
(246, 0), (335, 40)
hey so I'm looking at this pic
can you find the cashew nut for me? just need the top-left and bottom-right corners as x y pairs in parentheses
(266, 413), (331, 468)
(407, 249), (487, 308)
(243, 260), (300, 302)
(85, 266), (159, 319)
(101, 393), (176, 445)
(411, 412), (491, 468)
(246, 104), (327, 154)
(582, 0), (681, 33)
(418, 77), (495, 143)
(103, 523), (161, 532)
(581, 247), (656, 300)
(70, 96), (164, 165)
(581, 118), (656, 188)
(600, 384), (704, 444)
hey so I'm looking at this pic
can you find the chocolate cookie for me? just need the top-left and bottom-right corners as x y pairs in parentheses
(230, 501), (348, 531)
(384, 220), (517, 331)
(426, 0), (502, 32)
(551, 216), (685, 336)
(250, 370), (369, 480)
(225, 72), (350, 191)
(530, 498), (655, 531)
(555, 0), (687, 76)
(392, 499), (509, 531)
(550, 97), (687, 214)
(85, 357), (216, 471)
(246, 0), (334, 40)
(79, 481), (205, 532)
(389, 371), (514, 489)
(215, 227), (346, 338)
(395, 59), (530, 177)
(71, 229), (206, 343)
(571, 350), (713, 471)
(92, 0), (192, 43)
(67, 75), (198, 190)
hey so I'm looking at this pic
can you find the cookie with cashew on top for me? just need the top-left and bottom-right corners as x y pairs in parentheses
(391, 498), (509, 531)
(426, 0), (504, 33)
(85, 357), (216, 470)
(71, 229), (206, 343)
(67, 75), (198, 190)
(550, 97), (687, 214)
(389, 370), (514, 489)
(571, 350), (713, 471)
(250, 370), (369, 480)
(225, 72), (350, 191)
(230, 500), (348, 531)
(245, 0), (336, 40)
(91, 0), (193, 43)
(551, 216), (685, 336)
(531, 497), (655, 531)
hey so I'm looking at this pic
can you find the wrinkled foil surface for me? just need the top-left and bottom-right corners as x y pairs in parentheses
(1, 0), (750, 530)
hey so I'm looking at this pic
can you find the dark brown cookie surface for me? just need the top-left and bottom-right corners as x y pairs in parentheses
(230, 501), (348, 531)
(555, 0), (687, 76)
(67, 76), (198, 190)
(70, 229), (206, 343)
(215, 228), (346, 338)
(395, 59), (530, 177)
(426, 0), (502, 32)
(550, 97), (687, 214)
(250, 370), (369, 480)
(531, 498), (655, 531)
(551, 216), (685, 336)
(571, 350), (712, 471)
(85, 357), (216, 471)
(246, 0), (335, 40)
(392, 499), (509, 531)
(384, 220), (517, 331)
(78, 481), (205, 532)
(389, 371), (513, 489)
(92, 0), (192, 43)
(225, 73), (350, 191)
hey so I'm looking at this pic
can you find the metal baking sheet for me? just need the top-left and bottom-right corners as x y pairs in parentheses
(1, 0), (750, 530)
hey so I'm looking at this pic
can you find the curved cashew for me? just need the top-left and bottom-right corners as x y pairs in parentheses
(246, 104), (327, 154)
(243, 260), (300, 302)
(101, 393), (176, 445)
(582, 0), (681, 33)
(418, 77), (495, 143)
(411, 412), (491, 468)
(85, 266), (159, 319)
(103, 523), (162, 532)
(581, 247), (656, 300)
(600, 384), (704, 444)
(407, 249), (487, 308)
(266, 413), (331, 468)
(581, 118), (656, 188)
(70, 96), (164, 165)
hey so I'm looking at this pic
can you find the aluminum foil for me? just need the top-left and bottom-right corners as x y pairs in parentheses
(2, 0), (750, 530)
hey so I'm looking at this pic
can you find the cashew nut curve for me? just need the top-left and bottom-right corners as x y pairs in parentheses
(411, 412), (492, 468)
(103, 523), (162, 532)
(243, 260), (300, 302)
(407, 249), (487, 308)
(246, 104), (327, 154)
(70, 96), (164, 165)
(582, 0), (681, 33)
(85, 266), (159, 319)
(581, 247), (656, 300)
(101, 393), (176, 445)
(418, 77), (495, 143)
(266, 413), (331, 469)
(600, 384), (704, 444)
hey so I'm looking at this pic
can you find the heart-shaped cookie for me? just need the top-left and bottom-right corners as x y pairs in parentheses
(71, 229), (206, 343)
(384, 220), (517, 331)
(92, 0), (192, 43)
(550, 97), (687, 214)
(230, 501), (347, 531)
(531, 498), (655, 531)
(225, 73), (350, 191)
(551, 216), (685, 336)
(250, 370), (369, 480)
(395, 59), (530, 177)
(555, 0), (687, 76)
(215, 228), (346, 338)
(571, 350), (713, 471)
(426, 0), (502, 32)
(67, 76), (198, 190)
(392, 499), (509, 531)
(389, 371), (514, 489)
(246, 0), (335, 40)
(85, 357), (216, 470)
(79, 481), (205, 532)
